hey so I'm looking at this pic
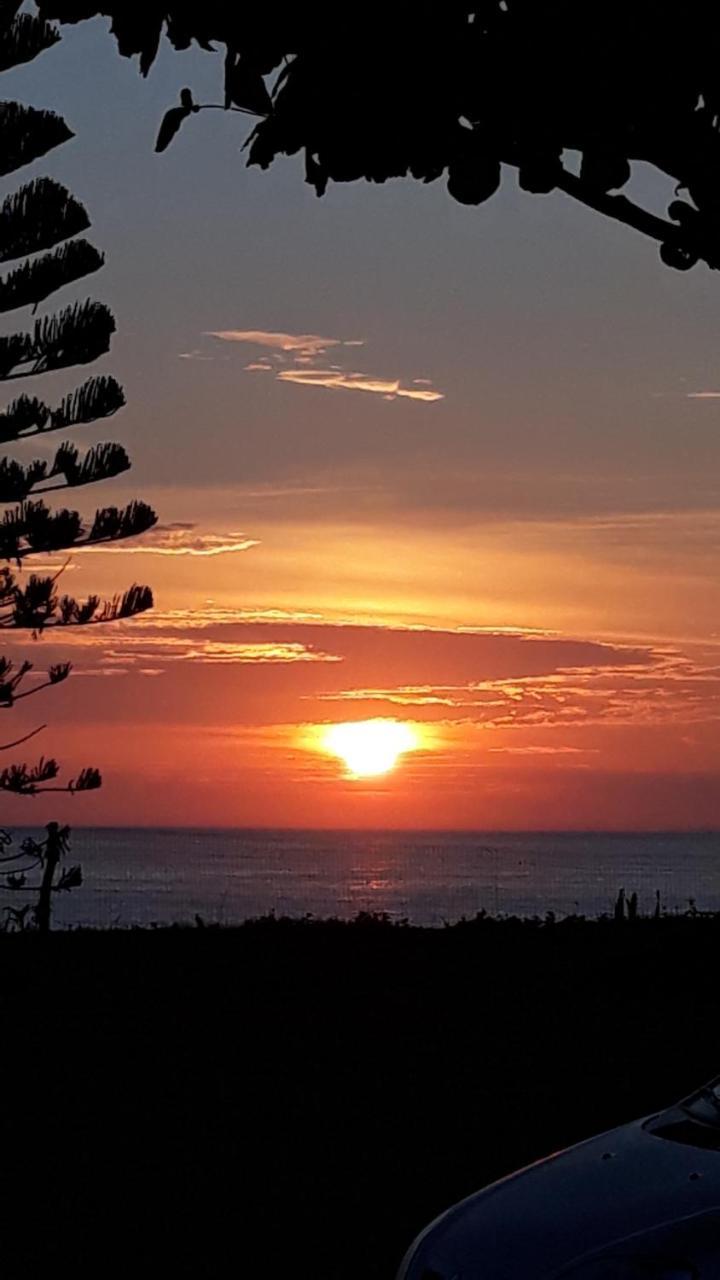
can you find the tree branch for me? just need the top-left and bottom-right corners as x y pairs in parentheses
(554, 169), (679, 245)
(0, 724), (45, 750)
(552, 168), (720, 270)
(13, 679), (57, 699)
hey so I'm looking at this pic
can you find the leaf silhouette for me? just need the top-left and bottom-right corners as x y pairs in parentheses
(155, 90), (198, 153)
(155, 105), (191, 153)
(225, 53), (272, 115)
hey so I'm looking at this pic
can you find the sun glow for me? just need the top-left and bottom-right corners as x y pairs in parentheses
(320, 719), (420, 778)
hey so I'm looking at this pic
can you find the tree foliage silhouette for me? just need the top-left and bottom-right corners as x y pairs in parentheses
(36, 2), (720, 272)
(0, 6), (156, 929)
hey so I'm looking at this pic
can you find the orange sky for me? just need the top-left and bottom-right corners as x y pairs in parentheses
(4, 489), (719, 828)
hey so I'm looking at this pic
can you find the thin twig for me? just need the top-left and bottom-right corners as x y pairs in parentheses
(0, 723), (45, 749)
(14, 680), (58, 700)
(198, 103), (265, 118)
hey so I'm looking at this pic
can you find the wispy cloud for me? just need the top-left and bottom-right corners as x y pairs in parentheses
(488, 745), (599, 756)
(315, 648), (720, 730)
(276, 368), (444, 402)
(199, 326), (444, 402)
(128, 609), (548, 636)
(207, 329), (357, 358)
(174, 641), (341, 665)
(686, 391), (720, 399)
(78, 523), (259, 558)
(61, 633), (343, 668)
(313, 684), (469, 707)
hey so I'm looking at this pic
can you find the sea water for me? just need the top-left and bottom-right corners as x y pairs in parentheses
(4, 827), (718, 929)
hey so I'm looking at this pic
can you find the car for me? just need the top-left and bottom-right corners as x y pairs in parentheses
(397, 1078), (720, 1278)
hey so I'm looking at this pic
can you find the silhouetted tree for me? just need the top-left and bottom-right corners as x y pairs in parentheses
(0, 820), (79, 932)
(0, 6), (156, 928)
(36, 3), (720, 272)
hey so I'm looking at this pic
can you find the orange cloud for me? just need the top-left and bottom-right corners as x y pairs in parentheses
(3, 613), (719, 828)
(78, 523), (259, 558)
(276, 368), (444, 401)
(201, 327), (442, 401)
(304, 646), (720, 729)
(313, 684), (469, 707)
(177, 641), (341, 665)
(207, 329), (355, 357)
(67, 634), (342, 667)
(488, 745), (599, 755)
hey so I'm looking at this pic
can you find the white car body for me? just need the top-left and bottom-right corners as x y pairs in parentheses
(398, 1081), (720, 1278)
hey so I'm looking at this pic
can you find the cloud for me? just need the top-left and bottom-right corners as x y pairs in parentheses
(175, 641), (341, 665)
(488, 745), (599, 755)
(201, 326), (443, 402)
(313, 684), (470, 707)
(277, 368), (444, 401)
(59, 633), (343, 667)
(301, 643), (720, 730)
(131, 607), (330, 630)
(78, 523), (260, 558)
(6, 617), (720, 808)
(72, 667), (131, 678)
(686, 391), (720, 398)
(207, 329), (356, 358)
(128, 609), (549, 636)
(13, 615), (631, 695)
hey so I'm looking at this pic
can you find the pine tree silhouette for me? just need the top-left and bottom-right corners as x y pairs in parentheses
(0, 8), (157, 930)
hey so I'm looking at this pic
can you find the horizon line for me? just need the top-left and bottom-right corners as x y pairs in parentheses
(5, 824), (719, 836)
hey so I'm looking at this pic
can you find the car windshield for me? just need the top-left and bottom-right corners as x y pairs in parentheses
(647, 1079), (720, 1150)
(681, 1081), (720, 1127)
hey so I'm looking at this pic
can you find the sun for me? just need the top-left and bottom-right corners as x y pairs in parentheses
(320, 719), (420, 778)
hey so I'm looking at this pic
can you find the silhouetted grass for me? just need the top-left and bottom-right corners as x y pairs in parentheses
(3, 912), (719, 1276)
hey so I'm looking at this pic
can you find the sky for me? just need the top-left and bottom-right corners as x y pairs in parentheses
(2, 16), (720, 828)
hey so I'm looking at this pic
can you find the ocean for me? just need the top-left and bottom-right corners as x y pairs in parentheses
(4, 827), (719, 929)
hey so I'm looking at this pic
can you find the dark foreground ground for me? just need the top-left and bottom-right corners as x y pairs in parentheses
(3, 913), (720, 1276)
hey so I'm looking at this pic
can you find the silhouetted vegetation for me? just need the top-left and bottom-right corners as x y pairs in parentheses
(0, 820), (81, 932)
(37, 3), (720, 272)
(2, 912), (720, 1275)
(0, 8), (156, 926)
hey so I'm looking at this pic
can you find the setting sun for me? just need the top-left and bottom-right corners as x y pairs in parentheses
(320, 719), (420, 778)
